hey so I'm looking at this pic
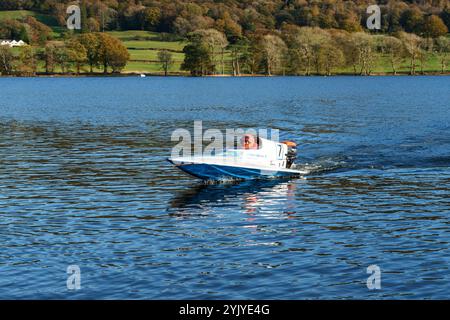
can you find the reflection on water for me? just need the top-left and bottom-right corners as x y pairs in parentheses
(0, 76), (450, 299)
(170, 180), (299, 217)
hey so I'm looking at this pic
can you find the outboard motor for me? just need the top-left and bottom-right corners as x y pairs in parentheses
(282, 141), (297, 168)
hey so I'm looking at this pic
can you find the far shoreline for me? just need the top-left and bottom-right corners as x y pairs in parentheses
(0, 71), (449, 78)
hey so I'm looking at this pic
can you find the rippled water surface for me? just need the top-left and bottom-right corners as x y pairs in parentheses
(0, 76), (449, 299)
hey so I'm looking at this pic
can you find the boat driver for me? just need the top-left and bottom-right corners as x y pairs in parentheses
(241, 134), (258, 149)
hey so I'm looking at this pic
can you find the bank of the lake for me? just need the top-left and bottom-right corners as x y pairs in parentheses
(1, 71), (450, 77)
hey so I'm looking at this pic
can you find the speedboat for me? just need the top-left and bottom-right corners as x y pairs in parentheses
(168, 134), (309, 182)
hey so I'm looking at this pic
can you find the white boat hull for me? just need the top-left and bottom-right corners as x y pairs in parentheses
(168, 157), (308, 182)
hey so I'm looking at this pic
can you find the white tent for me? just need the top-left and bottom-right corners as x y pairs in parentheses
(0, 40), (27, 47)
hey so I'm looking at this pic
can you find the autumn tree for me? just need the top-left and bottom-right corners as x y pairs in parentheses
(351, 32), (376, 75)
(319, 41), (345, 76)
(191, 29), (228, 74)
(421, 15), (448, 38)
(228, 38), (250, 76)
(43, 43), (56, 73)
(310, 31), (331, 75)
(173, 4), (214, 36)
(0, 19), (23, 40)
(382, 36), (405, 75)
(55, 45), (70, 73)
(80, 0), (89, 33)
(384, 4), (404, 33)
(0, 46), (14, 75)
(181, 39), (213, 76)
(331, 29), (363, 74)
(19, 25), (29, 43)
(288, 27), (345, 75)
(94, 2), (117, 32)
(65, 38), (87, 74)
(79, 33), (100, 73)
(418, 37), (433, 74)
(96, 33), (130, 73)
(78, 33), (129, 73)
(400, 7), (424, 34)
(399, 32), (422, 75)
(244, 39), (264, 75)
(23, 16), (52, 45)
(157, 49), (174, 76)
(339, 11), (363, 32)
(260, 34), (287, 75)
(141, 7), (161, 31)
(284, 26), (328, 75)
(214, 11), (242, 42)
(18, 46), (37, 75)
(2, 0), (449, 40)
(435, 36), (449, 73)
(86, 17), (100, 32)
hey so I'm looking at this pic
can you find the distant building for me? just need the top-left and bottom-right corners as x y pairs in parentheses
(0, 40), (27, 47)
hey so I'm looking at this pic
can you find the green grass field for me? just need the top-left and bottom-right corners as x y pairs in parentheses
(0, 10), (57, 25)
(106, 31), (186, 50)
(0, 10), (65, 38)
(335, 54), (447, 75)
(128, 49), (185, 61)
(123, 61), (184, 73)
(105, 30), (188, 74)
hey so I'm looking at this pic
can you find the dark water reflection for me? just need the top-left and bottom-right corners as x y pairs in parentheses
(0, 77), (449, 299)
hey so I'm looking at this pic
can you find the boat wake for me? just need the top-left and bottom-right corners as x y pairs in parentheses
(293, 154), (351, 176)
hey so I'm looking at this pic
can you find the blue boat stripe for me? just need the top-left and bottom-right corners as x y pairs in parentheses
(210, 164), (258, 179)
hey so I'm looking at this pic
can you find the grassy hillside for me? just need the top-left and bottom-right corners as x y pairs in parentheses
(0, 10), (56, 24)
(0, 10), (65, 38)
(0, 10), (63, 31)
(105, 30), (187, 74)
(0, 12), (187, 74)
(1, 10), (448, 75)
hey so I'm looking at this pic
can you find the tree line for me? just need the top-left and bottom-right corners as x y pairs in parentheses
(179, 25), (450, 76)
(1, 25), (449, 76)
(0, 0), (449, 40)
(0, 32), (129, 75)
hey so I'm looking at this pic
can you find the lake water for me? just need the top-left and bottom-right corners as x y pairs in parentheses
(0, 76), (449, 299)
